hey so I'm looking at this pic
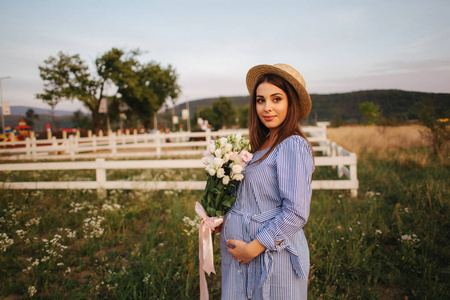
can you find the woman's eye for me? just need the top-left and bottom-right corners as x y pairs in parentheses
(256, 98), (265, 103)
(273, 97), (282, 102)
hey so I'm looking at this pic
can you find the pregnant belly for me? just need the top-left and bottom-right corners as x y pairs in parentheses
(222, 211), (267, 244)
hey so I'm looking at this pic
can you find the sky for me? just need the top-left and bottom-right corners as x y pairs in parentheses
(0, 0), (449, 113)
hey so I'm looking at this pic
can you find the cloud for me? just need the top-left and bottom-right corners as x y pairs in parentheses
(371, 58), (450, 74)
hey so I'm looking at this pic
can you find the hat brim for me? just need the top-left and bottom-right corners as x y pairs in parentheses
(246, 64), (311, 121)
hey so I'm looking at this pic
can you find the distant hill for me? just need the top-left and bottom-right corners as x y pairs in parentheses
(3, 90), (449, 130)
(0, 106), (75, 116)
(173, 89), (450, 124)
(2, 106), (86, 131)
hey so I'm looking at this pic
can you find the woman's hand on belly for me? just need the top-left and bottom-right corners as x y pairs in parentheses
(226, 238), (266, 264)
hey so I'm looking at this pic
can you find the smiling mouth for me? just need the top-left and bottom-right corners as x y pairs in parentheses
(264, 116), (276, 121)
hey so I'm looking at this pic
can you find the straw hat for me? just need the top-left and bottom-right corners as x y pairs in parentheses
(246, 63), (311, 121)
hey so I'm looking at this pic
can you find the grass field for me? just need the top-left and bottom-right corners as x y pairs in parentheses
(0, 125), (448, 299)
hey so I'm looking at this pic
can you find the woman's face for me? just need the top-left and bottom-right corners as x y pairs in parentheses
(255, 82), (289, 134)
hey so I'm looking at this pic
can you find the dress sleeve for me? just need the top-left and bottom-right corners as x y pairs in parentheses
(256, 136), (314, 249)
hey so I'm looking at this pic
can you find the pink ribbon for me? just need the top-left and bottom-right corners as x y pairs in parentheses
(195, 202), (223, 300)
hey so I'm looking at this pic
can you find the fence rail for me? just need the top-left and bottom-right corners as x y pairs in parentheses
(0, 141), (358, 196)
(0, 123), (330, 161)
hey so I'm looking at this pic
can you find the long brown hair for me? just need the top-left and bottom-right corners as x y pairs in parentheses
(249, 74), (313, 163)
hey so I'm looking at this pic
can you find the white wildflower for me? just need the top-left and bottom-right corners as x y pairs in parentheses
(28, 286), (37, 297)
(83, 216), (105, 239)
(1, 233), (14, 252)
(375, 229), (382, 234)
(400, 234), (420, 245)
(16, 229), (27, 239)
(25, 217), (41, 227)
(143, 273), (151, 284)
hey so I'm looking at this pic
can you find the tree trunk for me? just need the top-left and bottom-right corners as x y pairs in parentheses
(92, 110), (102, 135)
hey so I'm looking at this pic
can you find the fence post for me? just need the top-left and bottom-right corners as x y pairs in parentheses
(52, 137), (58, 155)
(96, 158), (107, 198)
(337, 146), (344, 178)
(31, 137), (38, 161)
(206, 128), (212, 148)
(74, 134), (79, 155)
(93, 135), (97, 152)
(350, 153), (358, 197)
(156, 131), (161, 158)
(69, 135), (75, 161)
(110, 133), (117, 157)
(331, 142), (337, 169)
(25, 137), (31, 160)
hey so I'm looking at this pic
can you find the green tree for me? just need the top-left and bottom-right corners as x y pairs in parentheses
(238, 104), (249, 128)
(213, 97), (236, 129)
(37, 48), (180, 134)
(72, 110), (92, 130)
(24, 109), (39, 129)
(118, 62), (180, 128)
(418, 101), (449, 157)
(198, 97), (236, 130)
(198, 107), (218, 130)
(359, 101), (380, 125)
(36, 52), (88, 127)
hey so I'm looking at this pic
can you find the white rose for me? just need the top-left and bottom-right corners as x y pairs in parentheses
(201, 156), (210, 166)
(216, 168), (225, 178)
(232, 164), (243, 174)
(208, 156), (216, 169)
(208, 168), (216, 176)
(214, 158), (225, 168)
(232, 173), (244, 181)
(225, 143), (233, 153)
(215, 149), (222, 158)
(222, 175), (230, 185)
(220, 137), (228, 148)
(223, 152), (231, 163)
(236, 133), (242, 143)
(209, 143), (216, 154)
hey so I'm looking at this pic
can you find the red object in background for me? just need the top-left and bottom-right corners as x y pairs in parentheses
(14, 125), (31, 141)
(46, 124), (51, 132)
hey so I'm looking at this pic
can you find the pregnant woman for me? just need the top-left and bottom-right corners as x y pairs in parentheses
(220, 63), (315, 299)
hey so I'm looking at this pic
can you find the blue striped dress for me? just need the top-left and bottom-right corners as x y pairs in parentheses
(220, 135), (314, 300)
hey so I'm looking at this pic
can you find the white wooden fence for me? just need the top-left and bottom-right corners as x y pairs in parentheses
(0, 123), (330, 161)
(0, 139), (358, 196)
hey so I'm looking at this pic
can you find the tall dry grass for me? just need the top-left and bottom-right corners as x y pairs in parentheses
(326, 125), (426, 154)
(326, 125), (435, 168)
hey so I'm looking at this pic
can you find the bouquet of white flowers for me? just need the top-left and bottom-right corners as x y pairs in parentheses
(195, 133), (253, 300)
(200, 133), (253, 217)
